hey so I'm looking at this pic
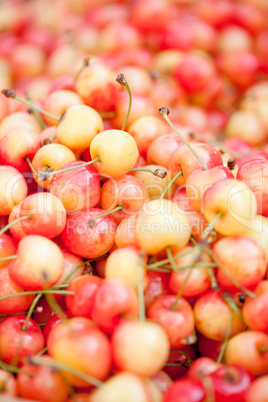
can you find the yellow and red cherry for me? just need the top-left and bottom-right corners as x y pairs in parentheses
(0, 111), (41, 141)
(31, 143), (76, 189)
(0, 166), (28, 216)
(0, 127), (40, 172)
(0, 315), (44, 365)
(100, 174), (149, 224)
(56, 104), (104, 152)
(0, 369), (17, 398)
(147, 133), (182, 168)
(47, 316), (111, 387)
(43, 89), (83, 126)
(242, 281), (268, 332)
(0, 267), (34, 315)
(147, 295), (195, 348)
(50, 161), (101, 214)
(214, 236), (267, 292)
(115, 215), (139, 248)
(62, 208), (116, 259)
(111, 319), (170, 377)
(91, 279), (139, 334)
(8, 235), (64, 290)
(90, 129), (139, 178)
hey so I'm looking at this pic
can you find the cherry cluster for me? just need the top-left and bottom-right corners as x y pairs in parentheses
(1, 0), (268, 401)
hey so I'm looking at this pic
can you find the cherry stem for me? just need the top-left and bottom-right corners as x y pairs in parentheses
(138, 253), (146, 322)
(88, 205), (124, 228)
(0, 289), (74, 302)
(46, 132), (57, 144)
(0, 255), (17, 262)
(26, 92), (46, 129)
(146, 246), (200, 269)
(207, 267), (219, 291)
(163, 262), (217, 271)
(29, 356), (103, 388)
(204, 246), (257, 299)
(25, 156), (40, 177)
(170, 268), (193, 310)
(190, 132), (243, 159)
(159, 107), (208, 170)
(160, 169), (183, 200)
(0, 359), (33, 377)
(1, 90), (60, 122)
(217, 307), (234, 364)
(63, 254), (107, 285)
(36, 347), (48, 357)
(222, 290), (246, 326)
(116, 74), (132, 131)
(130, 167), (167, 178)
(171, 349), (193, 364)
(0, 215), (32, 235)
(258, 346), (268, 354)
(21, 293), (42, 331)
(201, 211), (223, 241)
(99, 111), (116, 118)
(166, 246), (176, 270)
(45, 292), (68, 321)
(48, 156), (101, 177)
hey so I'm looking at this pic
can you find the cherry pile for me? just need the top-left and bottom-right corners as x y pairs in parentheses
(1, 0), (268, 401)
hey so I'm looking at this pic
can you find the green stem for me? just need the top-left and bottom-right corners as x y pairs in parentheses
(116, 74), (132, 131)
(0, 215), (31, 235)
(204, 246), (257, 299)
(26, 92), (46, 129)
(138, 254), (146, 322)
(145, 246), (200, 269)
(15, 95), (60, 122)
(21, 293), (43, 331)
(0, 359), (33, 377)
(166, 246), (176, 270)
(160, 108), (208, 170)
(130, 167), (167, 178)
(88, 205), (124, 228)
(29, 356), (103, 388)
(48, 156), (100, 177)
(217, 308), (234, 364)
(36, 347), (47, 356)
(207, 267), (219, 291)
(25, 156), (40, 177)
(160, 169), (183, 200)
(0, 289), (74, 302)
(201, 212), (222, 241)
(170, 268), (193, 310)
(0, 255), (17, 262)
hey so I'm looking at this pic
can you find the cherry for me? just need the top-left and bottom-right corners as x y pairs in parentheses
(226, 110), (266, 146)
(146, 133), (182, 168)
(0, 369), (17, 397)
(188, 357), (223, 381)
(144, 269), (170, 310)
(50, 161), (101, 214)
(17, 356), (69, 402)
(62, 208), (116, 259)
(163, 378), (206, 402)
(147, 295), (195, 348)
(164, 346), (197, 380)
(0, 111), (41, 141)
(111, 320), (169, 377)
(208, 364), (253, 402)
(43, 89), (83, 126)
(0, 165), (28, 216)
(245, 375), (268, 402)
(0, 315), (44, 365)
(114, 215), (139, 248)
(242, 280), (268, 332)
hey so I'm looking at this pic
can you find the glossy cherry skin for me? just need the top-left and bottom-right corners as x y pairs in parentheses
(62, 208), (116, 259)
(91, 279), (139, 334)
(214, 236), (267, 292)
(0, 316), (44, 365)
(17, 356), (69, 402)
(237, 159), (268, 215)
(65, 275), (103, 318)
(50, 161), (101, 214)
(163, 346), (197, 380)
(245, 375), (268, 402)
(208, 364), (253, 402)
(47, 317), (111, 387)
(163, 378), (206, 402)
(146, 133), (181, 168)
(43, 311), (72, 343)
(242, 281), (268, 332)
(188, 357), (222, 381)
(197, 334), (223, 361)
(147, 295), (195, 348)
(144, 270), (170, 310)
(19, 192), (67, 239)
(169, 141), (223, 186)
(0, 233), (17, 269)
(100, 175), (149, 224)
(0, 267), (34, 315)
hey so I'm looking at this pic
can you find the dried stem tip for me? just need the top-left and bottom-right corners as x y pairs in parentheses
(154, 169), (167, 179)
(227, 158), (236, 170)
(116, 74), (127, 87)
(159, 107), (170, 117)
(2, 89), (16, 98)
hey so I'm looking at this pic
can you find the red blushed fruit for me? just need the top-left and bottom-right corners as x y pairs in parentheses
(62, 208), (116, 259)
(242, 281), (268, 332)
(144, 270), (170, 310)
(147, 295), (195, 348)
(100, 175), (149, 224)
(65, 276), (103, 318)
(0, 316), (44, 365)
(0, 267), (34, 315)
(237, 159), (268, 215)
(208, 365), (253, 402)
(0, 233), (17, 269)
(174, 53), (215, 94)
(91, 279), (139, 334)
(49, 161), (101, 214)
(17, 356), (69, 402)
(214, 236), (267, 292)
(245, 375), (268, 402)
(43, 311), (72, 343)
(146, 133), (182, 168)
(163, 378), (206, 402)
(197, 334), (223, 361)
(188, 357), (223, 382)
(47, 317), (112, 387)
